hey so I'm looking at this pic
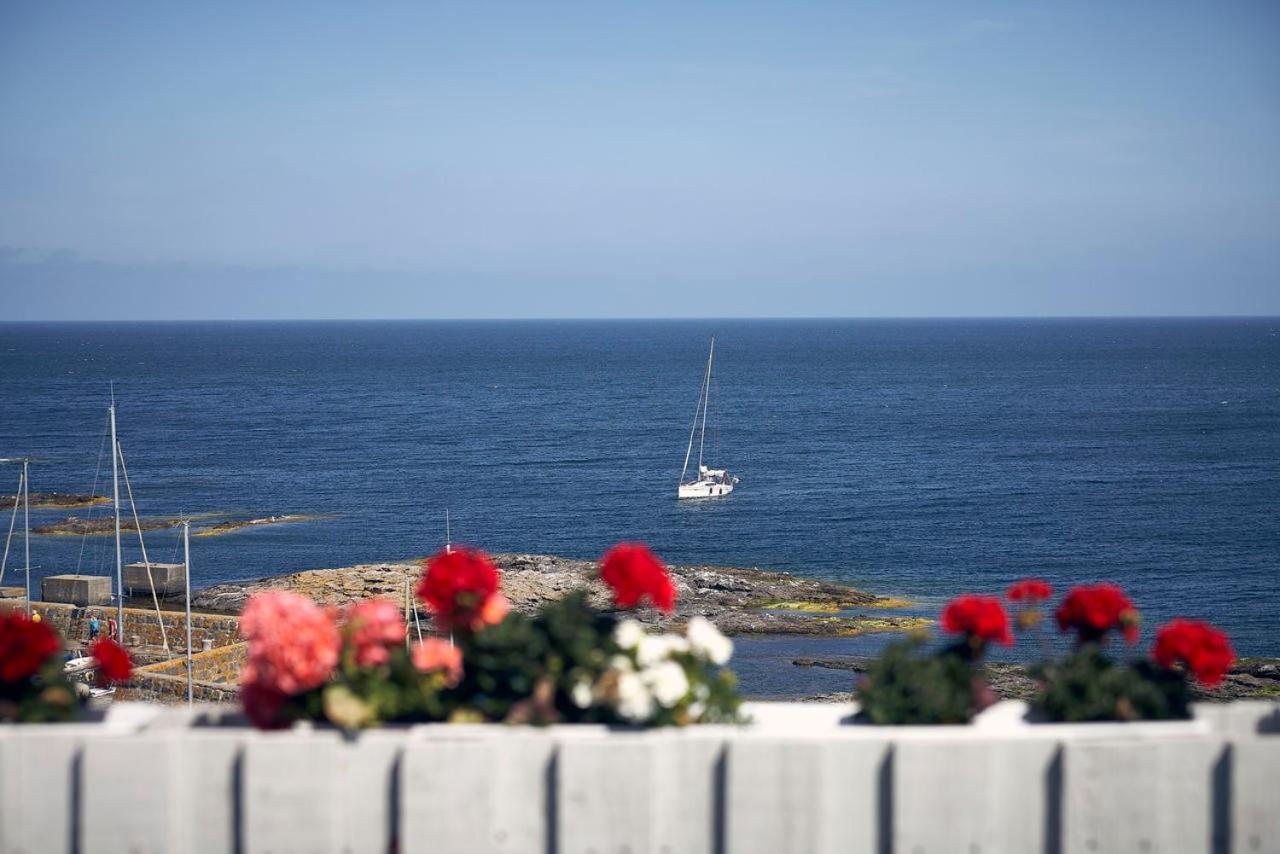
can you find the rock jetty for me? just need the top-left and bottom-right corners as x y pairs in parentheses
(192, 552), (929, 638)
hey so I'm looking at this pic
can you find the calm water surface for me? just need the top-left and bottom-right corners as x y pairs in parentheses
(1, 319), (1276, 695)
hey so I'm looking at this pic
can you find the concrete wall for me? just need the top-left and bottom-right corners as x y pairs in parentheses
(1, 700), (1278, 854)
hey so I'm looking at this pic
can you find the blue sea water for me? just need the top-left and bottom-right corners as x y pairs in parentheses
(1, 319), (1277, 696)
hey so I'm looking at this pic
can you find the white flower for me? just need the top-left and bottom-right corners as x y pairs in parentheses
(686, 616), (733, 665)
(571, 679), (593, 709)
(609, 654), (635, 673)
(687, 700), (706, 721)
(643, 660), (690, 708)
(637, 633), (689, 667)
(615, 671), (654, 722)
(613, 619), (646, 651)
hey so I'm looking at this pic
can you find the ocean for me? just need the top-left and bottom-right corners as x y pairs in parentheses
(1, 319), (1276, 697)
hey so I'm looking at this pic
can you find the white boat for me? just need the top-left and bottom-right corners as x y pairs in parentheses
(678, 338), (739, 499)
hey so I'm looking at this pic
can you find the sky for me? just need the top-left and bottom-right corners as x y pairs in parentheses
(1, 1), (1277, 319)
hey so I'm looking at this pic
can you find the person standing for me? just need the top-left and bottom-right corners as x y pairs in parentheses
(88, 611), (100, 641)
(107, 616), (117, 640)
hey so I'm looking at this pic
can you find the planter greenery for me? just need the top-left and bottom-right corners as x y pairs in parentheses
(0, 612), (132, 722)
(239, 542), (742, 730)
(856, 579), (1235, 725)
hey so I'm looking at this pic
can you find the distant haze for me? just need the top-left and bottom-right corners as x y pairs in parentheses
(1, 2), (1277, 320)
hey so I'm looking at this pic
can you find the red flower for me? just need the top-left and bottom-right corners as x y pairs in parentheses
(0, 612), (60, 683)
(599, 543), (677, 613)
(1007, 579), (1053, 603)
(89, 637), (133, 685)
(240, 673), (290, 730)
(1153, 619), (1235, 688)
(344, 599), (407, 668)
(941, 595), (1013, 646)
(1055, 584), (1140, 645)
(416, 548), (505, 632)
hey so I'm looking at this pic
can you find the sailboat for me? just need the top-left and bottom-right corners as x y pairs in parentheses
(678, 338), (739, 499)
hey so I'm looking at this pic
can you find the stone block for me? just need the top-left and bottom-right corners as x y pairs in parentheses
(42, 573), (113, 606)
(124, 562), (187, 597)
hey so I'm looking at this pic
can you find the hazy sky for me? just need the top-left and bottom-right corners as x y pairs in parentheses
(1, 2), (1277, 319)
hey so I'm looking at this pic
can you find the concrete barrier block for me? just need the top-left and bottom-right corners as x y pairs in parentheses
(400, 730), (557, 854)
(557, 730), (725, 854)
(894, 737), (1061, 854)
(81, 735), (182, 854)
(178, 731), (246, 854)
(725, 737), (889, 854)
(336, 730), (405, 854)
(0, 729), (83, 854)
(1063, 735), (1225, 854)
(1231, 738), (1280, 854)
(243, 729), (342, 854)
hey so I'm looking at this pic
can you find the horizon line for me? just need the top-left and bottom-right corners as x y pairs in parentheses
(1, 314), (1278, 325)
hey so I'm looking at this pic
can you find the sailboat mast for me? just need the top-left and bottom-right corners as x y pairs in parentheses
(22, 459), (30, 618)
(183, 520), (193, 705)
(109, 393), (123, 643)
(697, 337), (714, 472)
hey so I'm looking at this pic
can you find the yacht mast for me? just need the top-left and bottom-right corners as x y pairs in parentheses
(22, 459), (30, 617)
(109, 388), (123, 643)
(0, 468), (21, 589)
(697, 337), (714, 473)
(183, 520), (193, 705)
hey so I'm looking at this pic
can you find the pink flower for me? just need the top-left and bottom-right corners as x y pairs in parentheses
(477, 593), (511, 627)
(344, 599), (407, 668)
(412, 638), (463, 687)
(240, 591), (340, 695)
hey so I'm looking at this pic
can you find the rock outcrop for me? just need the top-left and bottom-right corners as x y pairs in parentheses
(192, 552), (928, 638)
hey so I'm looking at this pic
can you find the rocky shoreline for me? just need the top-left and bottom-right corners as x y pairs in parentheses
(193, 552), (930, 638)
(193, 514), (321, 537)
(34, 515), (178, 536)
(33, 512), (321, 537)
(793, 656), (1280, 703)
(25, 492), (111, 509)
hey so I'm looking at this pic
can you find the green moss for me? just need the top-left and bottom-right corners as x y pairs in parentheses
(758, 596), (916, 613)
(809, 615), (934, 637)
(759, 600), (842, 613)
(865, 597), (914, 609)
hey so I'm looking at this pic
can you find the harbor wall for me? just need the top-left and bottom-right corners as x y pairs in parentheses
(0, 599), (241, 652)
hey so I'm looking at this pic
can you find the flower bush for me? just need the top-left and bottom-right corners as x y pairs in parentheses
(238, 591), (459, 730)
(1024, 582), (1234, 722)
(856, 595), (1011, 725)
(0, 612), (132, 722)
(239, 542), (741, 730)
(856, 580), (1236, 725)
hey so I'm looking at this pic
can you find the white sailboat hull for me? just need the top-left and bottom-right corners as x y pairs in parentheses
(678, 479), (735, 499)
